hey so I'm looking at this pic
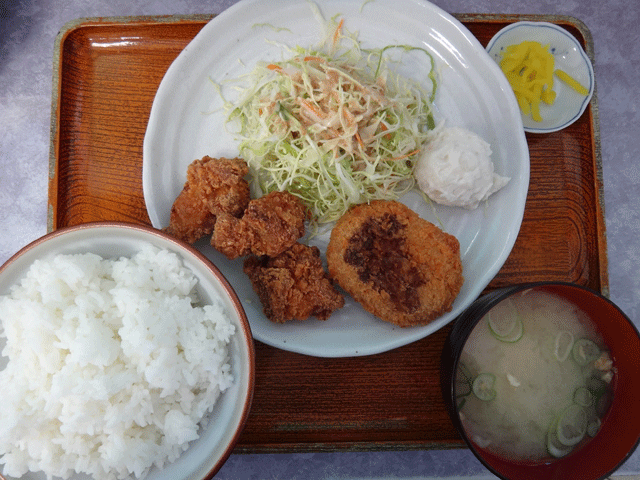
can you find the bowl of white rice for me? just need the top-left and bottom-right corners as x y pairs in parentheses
(0, 222), (255, 480)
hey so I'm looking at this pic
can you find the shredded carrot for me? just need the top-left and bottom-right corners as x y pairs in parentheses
(299, 98), (325, 119)
(333, 18), (344, 46)
(355, 131), (364, 150)
(390, 149), (420, 161)
(379, 122), (392, 140)
(266, 64), (282, 71)
(303, 56), (325, 63)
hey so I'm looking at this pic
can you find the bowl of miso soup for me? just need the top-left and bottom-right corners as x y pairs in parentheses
(441, 282), (640, 480)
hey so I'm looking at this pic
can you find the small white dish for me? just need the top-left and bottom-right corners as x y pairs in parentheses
(486, 21), (595, 134)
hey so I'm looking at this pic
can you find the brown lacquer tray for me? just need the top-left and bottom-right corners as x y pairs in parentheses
(48, 13), (607, 453)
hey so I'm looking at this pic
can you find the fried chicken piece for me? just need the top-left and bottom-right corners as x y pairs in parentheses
(326, 200), (463, 327)
(243, 243), (345, 323)
(164, 156), (250, 243)
(212, 191), (309, 259)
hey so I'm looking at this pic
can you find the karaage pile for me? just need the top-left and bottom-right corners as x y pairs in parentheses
(244, 243), (345, 323)
(212, 191), (309, 259)
(164, 156), (249, 243)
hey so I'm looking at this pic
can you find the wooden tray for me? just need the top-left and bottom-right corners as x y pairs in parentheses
(48, 13), (607, 453)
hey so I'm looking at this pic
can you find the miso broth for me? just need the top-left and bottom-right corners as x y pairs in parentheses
(456, 289), (614, 463)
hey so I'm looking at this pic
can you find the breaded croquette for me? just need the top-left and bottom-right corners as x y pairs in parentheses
(212, 191), (309, 260)
(326, 200), (463, 327)
(164, 156), (250, 243)
(244, 243), (345, 323)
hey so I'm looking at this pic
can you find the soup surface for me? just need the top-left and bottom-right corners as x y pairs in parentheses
(457, 289), (614, 463)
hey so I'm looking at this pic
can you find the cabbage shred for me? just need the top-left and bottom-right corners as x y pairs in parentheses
(225, 18), (438, 226)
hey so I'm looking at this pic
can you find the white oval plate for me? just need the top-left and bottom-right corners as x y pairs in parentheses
(486, 21), (595, 134)
(143, 0), (529, 358)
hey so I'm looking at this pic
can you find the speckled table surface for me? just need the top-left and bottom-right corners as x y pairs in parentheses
(1, 0), (638, 478)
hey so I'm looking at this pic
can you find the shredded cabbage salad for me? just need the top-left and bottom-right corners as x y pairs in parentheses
(223, 15), (438, 227)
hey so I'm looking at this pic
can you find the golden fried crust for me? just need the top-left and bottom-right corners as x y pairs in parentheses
(212, 191), (309, 260)
(164, 156), (250, 243)
(244, 243), (345, 323)
(326, 200), (463, 327)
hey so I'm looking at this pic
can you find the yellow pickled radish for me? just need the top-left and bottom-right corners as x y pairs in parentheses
(555, 68), (590, 96)
(541, 88), (557, 105)
(499, 41), (556, 122)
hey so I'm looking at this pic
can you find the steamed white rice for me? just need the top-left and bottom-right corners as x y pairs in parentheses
(0, 244), (235, 480)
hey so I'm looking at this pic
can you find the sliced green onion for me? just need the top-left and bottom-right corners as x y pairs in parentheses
(455, 363), (472, 398)
(554, 330), (574, 362)
(573, 386), (593, 407)
(487, 304), (517, 337)
(495, 317), (524, 343)
(587, 417), (601, 437)
(472, 373), (497, 401)
(547, 428), (573, 458)
(556, 404), (588, 447)
(487, 299), (524, 343)
(572, 339), (600, 366)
